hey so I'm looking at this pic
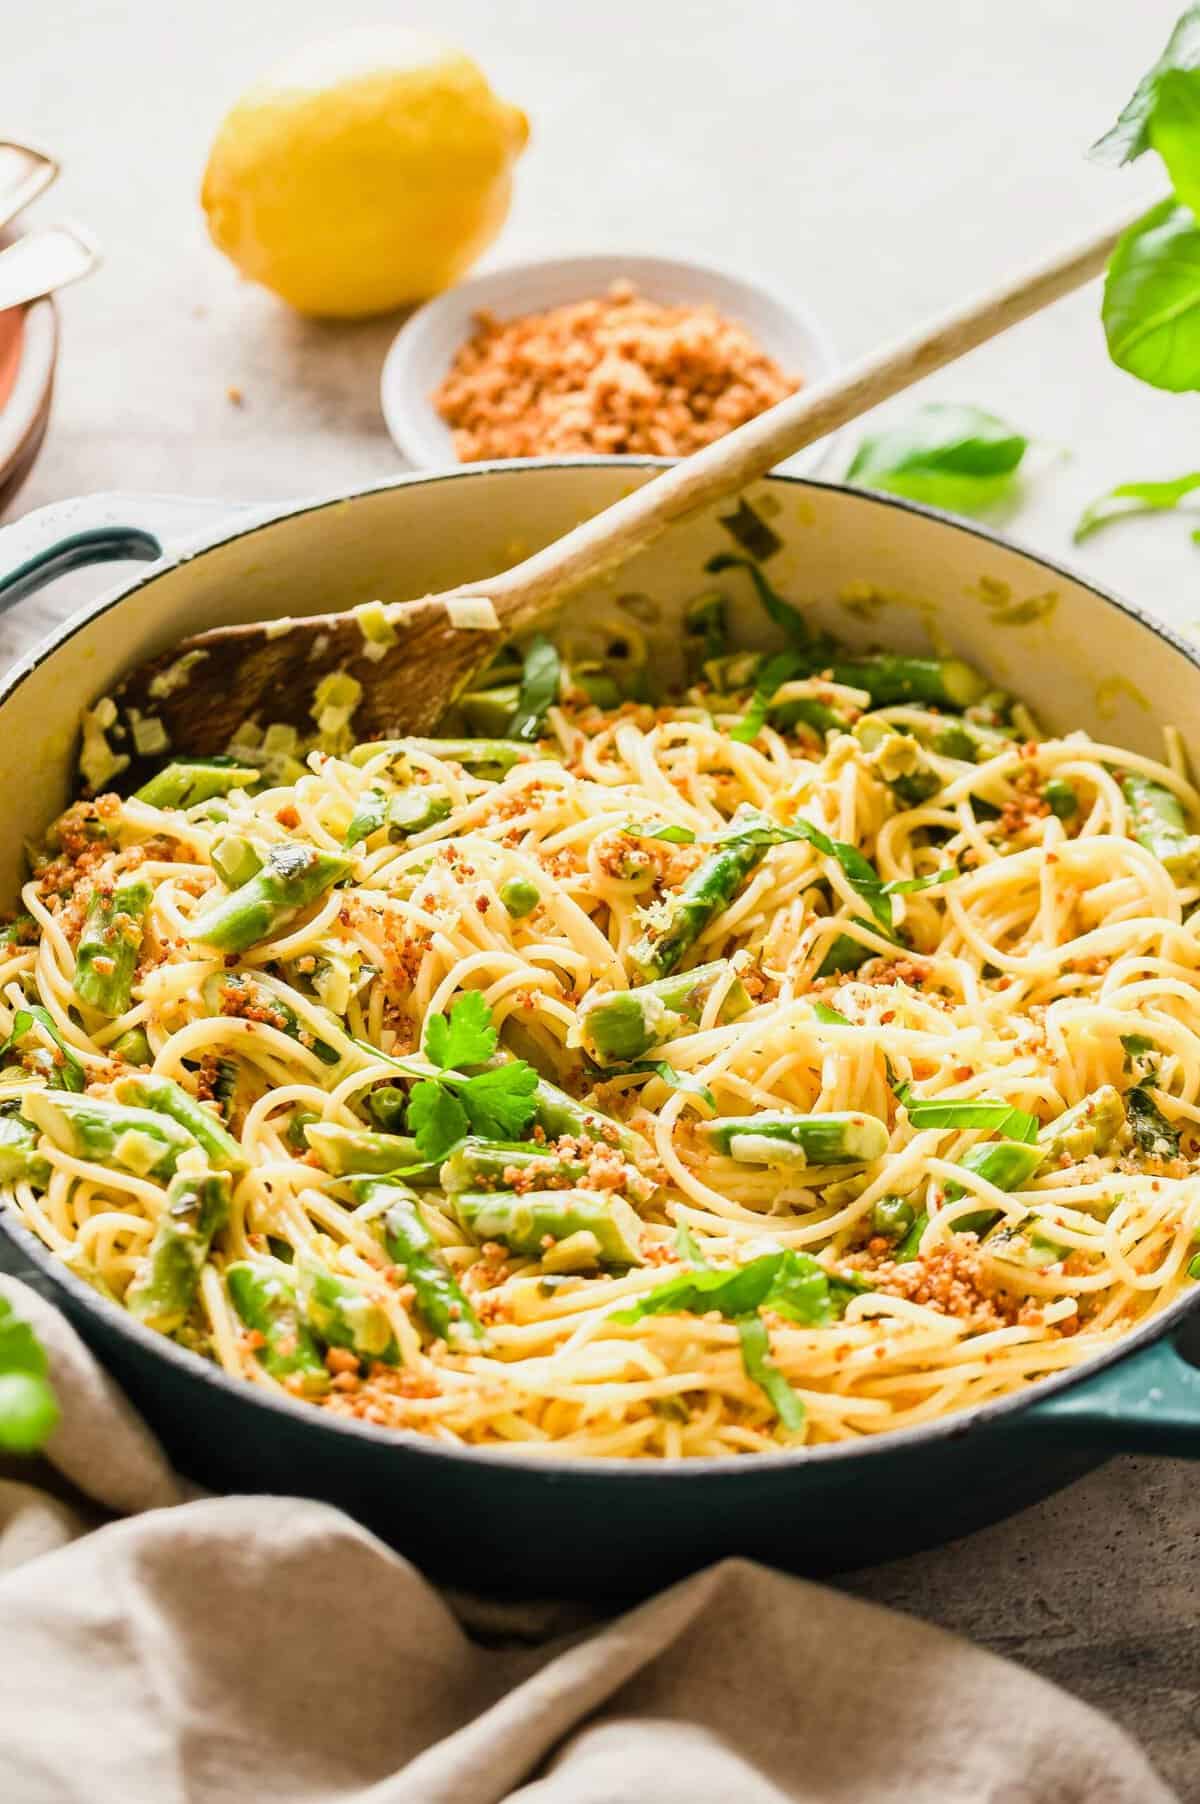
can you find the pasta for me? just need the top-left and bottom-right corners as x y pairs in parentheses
(3, 605), (1200, 1461)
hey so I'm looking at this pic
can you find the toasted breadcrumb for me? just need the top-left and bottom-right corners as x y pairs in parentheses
(433, 280), (800, 461)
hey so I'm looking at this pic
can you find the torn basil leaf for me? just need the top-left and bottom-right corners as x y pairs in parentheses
(716, 498), (782, 562)
(1074, 470), (1200, 543)
(845, 404), (1028, 516)
(1102, 200), (1200, 393)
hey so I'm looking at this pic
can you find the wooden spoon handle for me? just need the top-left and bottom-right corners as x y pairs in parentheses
(470, 206), (1145, 634)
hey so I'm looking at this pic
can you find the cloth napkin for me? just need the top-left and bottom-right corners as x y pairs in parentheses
(0, 1275), (1174, 1804)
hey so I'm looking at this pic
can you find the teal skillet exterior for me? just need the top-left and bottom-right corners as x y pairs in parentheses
(0, 468), (1198, 1596)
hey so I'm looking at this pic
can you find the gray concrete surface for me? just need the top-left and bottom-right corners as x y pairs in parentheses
(3, 1), (1199, 1793)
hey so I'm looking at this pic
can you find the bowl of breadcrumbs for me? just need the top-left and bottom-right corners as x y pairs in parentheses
(381, 252), (838, 471)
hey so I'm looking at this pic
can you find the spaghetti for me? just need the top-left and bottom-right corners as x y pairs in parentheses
(3, 619), (1200, 1460)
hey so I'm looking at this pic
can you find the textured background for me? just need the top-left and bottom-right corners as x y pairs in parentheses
(2, 1), (1199, 1792)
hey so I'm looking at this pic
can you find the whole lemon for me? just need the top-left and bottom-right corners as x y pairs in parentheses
(201, 28), (529, 318)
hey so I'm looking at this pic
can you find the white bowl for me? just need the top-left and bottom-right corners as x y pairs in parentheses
(380, 251), (839, 474)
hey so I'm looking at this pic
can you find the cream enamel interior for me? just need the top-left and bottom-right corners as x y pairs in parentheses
(1, 462), (1190, 908)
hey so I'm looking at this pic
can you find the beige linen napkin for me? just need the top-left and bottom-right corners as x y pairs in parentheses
(0, 1276), (1174, 1804)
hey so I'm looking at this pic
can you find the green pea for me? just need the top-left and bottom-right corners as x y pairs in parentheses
(1043, 778), (1078, 820)
(366, 1085), (409, 1133)
(499, 877), (540, 920)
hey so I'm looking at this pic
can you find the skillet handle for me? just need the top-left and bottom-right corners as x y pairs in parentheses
(0, 492), (245, 611)
(1024, 1327), (1200, 1454)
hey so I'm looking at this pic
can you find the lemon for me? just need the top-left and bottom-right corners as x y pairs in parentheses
(201, 28), (529, 318)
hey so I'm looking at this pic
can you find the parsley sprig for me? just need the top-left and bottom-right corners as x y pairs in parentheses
(406, 992), (538, 1160)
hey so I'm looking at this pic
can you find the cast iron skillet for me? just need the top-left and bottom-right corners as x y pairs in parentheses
(0, 471), (1199, 1599)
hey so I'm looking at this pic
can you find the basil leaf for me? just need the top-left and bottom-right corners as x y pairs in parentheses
(1, 1007), (86, 1092)
(845, 405), (1027, 515)
(898, 1087), (1039, 1142)
(594, 1058), (716, 1111)
(344, 788), (390, 849)
(728, 650), (808, 744)
(883, 869), (957, 897)
(1149, 65), (1200, 213)
(716, 499), (782, 562)
(508, 635), (561, 742)
(1103, 200), (1200, 392)
(613, 1248), (867, 1329)
(721, 812), (894, 930)
(674, 1221), (708, 1266)
(623, 821), (697, 845)
(737, 1313), (806, 1432)
(1090, 6), (1200, 166)
(1127, 1084), (1181, 1159)
(1073, 470), (1200, 542)
(894, 1210), (929, 1262)
(705, 554), (810, 646)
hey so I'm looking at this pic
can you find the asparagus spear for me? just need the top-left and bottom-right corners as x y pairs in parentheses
(1120, 772), (1200, 877)
(23, 1089), (198, 1180)
(827, 654), (988, 709)
(294, 1250), (399, 1363)
(579, 960), (751, 1063)
(73, 877), (153, 1016)
(706, 646), (989, 710)
(135, 759), (258, 809)
(203, 973), (341, 1066)
(452, 1188), (644, 1271)
(111, 1025), (152, 1065)
(0, 1112), (50, 1185)
(441, 1134), (655, 1205)
(769, 694), (853, 740)
(112, 1073), (248, 1173)
(304, 1120), (425, 1176)
(866, 732), (941, 809)
(1037, 1085), (1124, 1165)
(574, 665), (626, 708)
(704, 1110), (889, 1168)
(527, 1070), (653, 1166)
(857, 711), (1010, 762)
(125, 1170), (231, 1333)
(385, 788), (452, 839)
(352, 1177), (486, 1349)
(702, 655), (853, 737)
(441, 1137), (585, 1193)
(943, 1139), (1046, 1233)
(629, 838), (767, 980)
(188, 842), (350, 954)
(460, 686), (519, 736)
(349, 738), (530, 775)
(210, 835), (263, 888)
(226, 1263), (330, 1393)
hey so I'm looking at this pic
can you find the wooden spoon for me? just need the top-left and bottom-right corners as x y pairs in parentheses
(111, 211), (1139, 754)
